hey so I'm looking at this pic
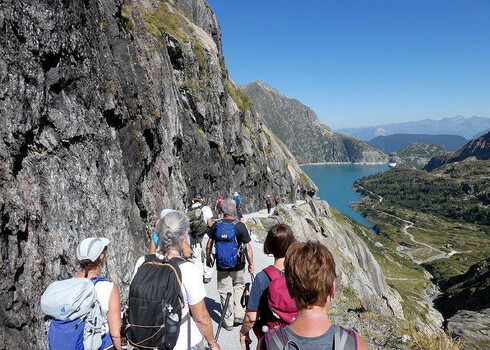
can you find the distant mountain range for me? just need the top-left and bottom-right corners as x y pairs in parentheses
(337, 116), (490, 141)
(368, 134), (468, 154)
(239, 81), (388, 164)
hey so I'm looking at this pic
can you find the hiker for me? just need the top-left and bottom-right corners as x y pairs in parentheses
(206, 198), (254, 331)
(232, 191), (243, 212)
(130, 211), (220, 350)
(274, 196), (279, 207)
(239, 224), (297, 350)
(265, 195), (272, 214)
(258, 242), (368, 350)
(187, 193), (214, 283)
(42, 237), (122, 350)
(215, 194), (224, 219)
(149, 209), (174, 253)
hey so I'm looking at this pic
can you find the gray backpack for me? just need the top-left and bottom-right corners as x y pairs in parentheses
(264, 317), (357, 350)
(41, 277), (107, 350)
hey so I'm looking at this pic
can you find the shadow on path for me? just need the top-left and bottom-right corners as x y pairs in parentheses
(205, 296), (222, 324)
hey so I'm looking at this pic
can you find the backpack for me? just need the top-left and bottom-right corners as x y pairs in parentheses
(41, 276), (108, 350)
(126, 255), (187, 350)
(253, 266), (297, 338)
(233, 196), (242, 210)
(214, 220), (241, 269)
(266, 198), (272, 205)
(186, 204), (208, 238)
(264, 317), (358, 350)
(217, 195), (223, 209)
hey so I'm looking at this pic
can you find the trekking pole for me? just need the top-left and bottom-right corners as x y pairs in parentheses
(215, 292), (232, 341)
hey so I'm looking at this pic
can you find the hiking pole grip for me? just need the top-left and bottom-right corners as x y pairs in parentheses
(215, 292), (232, 341)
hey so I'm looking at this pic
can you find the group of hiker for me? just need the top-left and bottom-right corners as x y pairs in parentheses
(41, 192), (367, 350)
(264, 195), (280, 214)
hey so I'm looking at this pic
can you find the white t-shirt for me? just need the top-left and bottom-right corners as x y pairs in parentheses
(131, 254), (206, 350)
(191, 203), (213, 222)
(94, 280), (113, 334)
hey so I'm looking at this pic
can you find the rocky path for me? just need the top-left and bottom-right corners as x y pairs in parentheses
(203, 207), (279, 350)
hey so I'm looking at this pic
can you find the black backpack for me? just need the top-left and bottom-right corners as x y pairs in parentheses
(186, 204), (209, 238)
(126, 255), (188, 350)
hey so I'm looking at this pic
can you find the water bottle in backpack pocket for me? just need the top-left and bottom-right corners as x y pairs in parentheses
(215, 220), (241, 269)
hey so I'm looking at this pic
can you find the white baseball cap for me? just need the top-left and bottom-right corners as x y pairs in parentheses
(159, 209), (175, 220)
(76, 237), (110, 262)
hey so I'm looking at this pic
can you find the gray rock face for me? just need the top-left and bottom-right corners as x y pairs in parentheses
(0, 1), (316, 348)
(239, 81), (388, 164)
(447, 308), (490, 349)
(248, 199), (404, 319)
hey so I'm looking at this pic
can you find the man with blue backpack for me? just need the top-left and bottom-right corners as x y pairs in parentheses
(206, 198), (254, 332)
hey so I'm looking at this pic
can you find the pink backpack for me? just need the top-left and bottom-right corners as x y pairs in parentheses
(254, 266), (297, 338)
(217, 195), (223, 209)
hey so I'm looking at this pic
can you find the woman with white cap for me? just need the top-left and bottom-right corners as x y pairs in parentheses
(76, 237), (122, 350)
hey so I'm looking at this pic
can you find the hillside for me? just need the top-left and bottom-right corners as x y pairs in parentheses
(425, 131), (490, 171)
(338, 116), (490, 141)
(239, 81), (388, 165)
(353, 138), (490, 348)
(0, 1), (319, 347)
(368, 133), (468, 154)
(390, 143), (447, 168)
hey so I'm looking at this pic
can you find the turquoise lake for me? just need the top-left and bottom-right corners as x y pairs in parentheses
(301, 164), (389, 228)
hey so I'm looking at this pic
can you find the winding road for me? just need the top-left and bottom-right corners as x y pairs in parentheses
(354, 184), (456, 265)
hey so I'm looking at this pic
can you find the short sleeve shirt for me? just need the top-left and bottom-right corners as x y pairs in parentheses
(247, 269), (272, 311)
(207, 219), (251, 271)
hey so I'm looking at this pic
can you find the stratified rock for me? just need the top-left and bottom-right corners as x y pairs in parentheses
(0, 1), (316, 348)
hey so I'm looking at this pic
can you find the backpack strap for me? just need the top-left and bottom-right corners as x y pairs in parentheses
(90, 276), (108, 285)
(263, 265), (283, 281)
(265, 327), (300, 350)
(334, 317), (358, 350)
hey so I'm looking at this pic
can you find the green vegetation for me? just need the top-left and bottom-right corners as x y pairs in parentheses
(354, 162), (490, 287)
(139, 2), (184, 42)
(121, 4), (135, 33)
(225, 80), (251, 112)
(299, 172), (310, 184)
(356, 166), (489, 225)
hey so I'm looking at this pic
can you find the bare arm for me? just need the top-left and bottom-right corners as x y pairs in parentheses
(239, 310), (257, 350)
(245, 243), (254, 274)
(107, 284), (122, 350)
(206, 238), (214, 267)
(189, 299), (220, 350)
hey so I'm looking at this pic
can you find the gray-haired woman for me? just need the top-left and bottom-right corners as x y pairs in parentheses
(132, 211), (220, 350)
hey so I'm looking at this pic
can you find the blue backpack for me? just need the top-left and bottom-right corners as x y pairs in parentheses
(215, 220), (241, 269)
(233, 196), (242, 210)
(41, 276), (112, 350)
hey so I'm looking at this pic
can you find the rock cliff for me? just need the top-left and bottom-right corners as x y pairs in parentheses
(247, 199), (410, 348)
(0, 0), (316, 348)
(240, 81), (388, 165)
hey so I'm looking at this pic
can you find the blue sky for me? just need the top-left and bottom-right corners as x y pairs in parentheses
(206, 0), (490, 128)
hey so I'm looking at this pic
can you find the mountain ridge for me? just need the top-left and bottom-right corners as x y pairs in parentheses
(338, 116), (490, 140)
(240, 81), (388, 165)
